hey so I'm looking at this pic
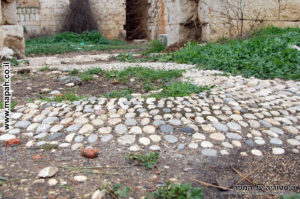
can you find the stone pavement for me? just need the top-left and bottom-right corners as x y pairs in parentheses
(0, 65), (299, 158)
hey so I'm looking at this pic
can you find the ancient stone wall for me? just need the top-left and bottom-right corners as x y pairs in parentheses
(16, 0), (126, 39)
(198, 0), (300, 42)
(0, 0), (25, 58)
(90, 0), (126, 40)
(14, 0), (300, 43)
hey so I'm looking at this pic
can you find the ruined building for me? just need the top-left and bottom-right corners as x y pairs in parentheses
(2, 0), (300, 53)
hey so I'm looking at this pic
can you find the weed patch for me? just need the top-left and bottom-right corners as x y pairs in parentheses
(101, 183), (131, 198)
(157, 27), (300, 80)
(0, 100), (18, 110)
(41, 90), (85, 102)
(149, 82), (213, 99)
(39, 66), (50, 72)
(26, 31), (138, 56)
(145, 40), (166, 54)
(125, 152), (159, 169)
(146, 181), (204, 199)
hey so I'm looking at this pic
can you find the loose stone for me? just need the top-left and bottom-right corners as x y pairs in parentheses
(36, 124), (51, 133)
(129, 126), (142, 134)
(212, 123), (228, 132)
(149, 145), (161, 151)
(48, 133), (63, 141)
(272, 148), (285, 155)
(153, 120), (165, 126)
(251, 149), (263, 156)
(227, 122), (241, 131)
(201, 149), (217, 157)
(160, 125), (174, 133)
(169, 119), (181, 126)
(287, 139), (300, 146)
(115, 124), (128, 134)
(192, 133), (206, 140)
(101, 134), (113, 143)
(66, 123), (82, 132)
(201, 125), (216, 133)
(74, 135), (84, 143)
(139, 137), (151, 146)
(129, 144), (140, 151)
(71, 143), (83, 150)
(226, 133), (242, 140)
(9, 128), (21, 135)
(164, 135), (178, 143)
(201, 141), (213, 148)
(91, 119), (104, 126)
(74, 176), (87, 182)
(232, 140), (242, 147)
(180, 127), (194, 134)
(149, 135), (161, 143)
(88, 134), (98, 143)
(50, 125), (64, 133)
(15, 121), (31, 129)
(270, 138), (283, 145)
(98, 127), (112, 134)
(0, 134), (16, 141)
(125, 119), (137, 126)
(188, 143), (198, 149)
(209, 133), (226, 141)
(79, 124), (94, 134)
(117, 135), (136, 145)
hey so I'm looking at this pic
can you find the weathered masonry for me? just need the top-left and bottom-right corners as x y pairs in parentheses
(1, 0), (25, 58)
(16, 0), (300, 46)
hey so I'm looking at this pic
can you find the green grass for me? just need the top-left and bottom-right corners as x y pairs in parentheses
(69, 69), (80, 75)
(80, 73), (94, 81)
(26, 31), (139, 56)
(41, 90), (85, 102)
(156, 27), (300, 80)
(146, 181), (204, 199)
(125, 152), (159, 169)
(79, 67), (104, 81)
(145, 40), (166, 54)
(149, 82), (213, 99)
(39, 66), (50, 72)
(280, 194), (300, 199)
(104, 67), (183, 92)
(0, 100), (18, 110)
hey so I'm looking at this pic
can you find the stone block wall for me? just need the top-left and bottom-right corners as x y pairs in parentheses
(90, 0), (126, 40)
(0, 0), (25, 58)
(16, 0), (126, 39)
(198, 0), (300, 42)
(13, 0), (300, 43)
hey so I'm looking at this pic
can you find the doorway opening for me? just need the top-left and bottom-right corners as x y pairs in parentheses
(125, 0), (149, 40)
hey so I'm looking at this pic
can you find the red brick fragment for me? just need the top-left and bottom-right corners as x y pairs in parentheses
(6, 138), (21, 147)
(81, 148), (99, 159)
(33, 155), (42, 160)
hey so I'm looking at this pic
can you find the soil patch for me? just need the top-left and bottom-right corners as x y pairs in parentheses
(0, 143), (298, 199)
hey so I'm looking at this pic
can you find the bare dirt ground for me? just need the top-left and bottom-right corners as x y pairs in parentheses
(0, 142), (299, 199)
(1, 69), (170, 105)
